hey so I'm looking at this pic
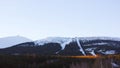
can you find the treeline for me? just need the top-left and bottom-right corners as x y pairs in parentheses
(0, 55), (119, 68)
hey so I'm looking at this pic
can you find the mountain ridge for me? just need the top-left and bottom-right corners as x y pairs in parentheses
(0, 36), (120, 56)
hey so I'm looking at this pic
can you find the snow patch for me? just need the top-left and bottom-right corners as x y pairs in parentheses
(104, 50), (115, 54)
(86, 48), (96, 51)
(86, 48), (96, 56)
(35, 37), (73, 50)
(92, 43), (108, 45)
(61, 38), (73, 50)
(76, 38), (86, 56)
(85, 43), (108, 46)
(101, 50), (115, 54)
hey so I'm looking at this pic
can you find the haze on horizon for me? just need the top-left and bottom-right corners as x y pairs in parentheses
(0, 0), (120, 40)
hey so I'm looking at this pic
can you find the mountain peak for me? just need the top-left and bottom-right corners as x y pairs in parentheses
(0, 36), (32, 48)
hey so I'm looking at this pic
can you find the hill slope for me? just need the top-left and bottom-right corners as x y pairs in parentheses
(0, 37), (120, 56)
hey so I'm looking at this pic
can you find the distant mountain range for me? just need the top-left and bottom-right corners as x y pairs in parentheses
(0, 36), (120, 56)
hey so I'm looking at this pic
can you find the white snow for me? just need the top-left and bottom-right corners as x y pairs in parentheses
(92, 43), (108, 45)
(104, 50), (115, 54)
(35, 37), (73, 50)
(61, 38), (73, 50)
(76, 38), (86, 56)
(101, 50), (115, 54)
(0, 36), (32, 48)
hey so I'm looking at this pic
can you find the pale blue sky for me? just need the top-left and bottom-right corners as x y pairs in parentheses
(0, 0), (120, 40)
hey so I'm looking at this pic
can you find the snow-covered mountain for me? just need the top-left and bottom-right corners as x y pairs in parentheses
(35, 37), (74, 50)
(0, 37), (120, 56)
(0, 36), (119, 68)
(35, 37), (120, 45)
(33, 37), (120, 55)
(0, 36), (32, 48)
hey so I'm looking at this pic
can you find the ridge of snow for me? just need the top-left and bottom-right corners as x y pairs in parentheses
(76, 38), (86, 56)
(35, 37), (73, 50)
(0, 36), (32, 48)
(35, 37), (71, 45)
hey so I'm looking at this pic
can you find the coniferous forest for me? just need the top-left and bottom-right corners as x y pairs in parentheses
(0, 55), (119, 68)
